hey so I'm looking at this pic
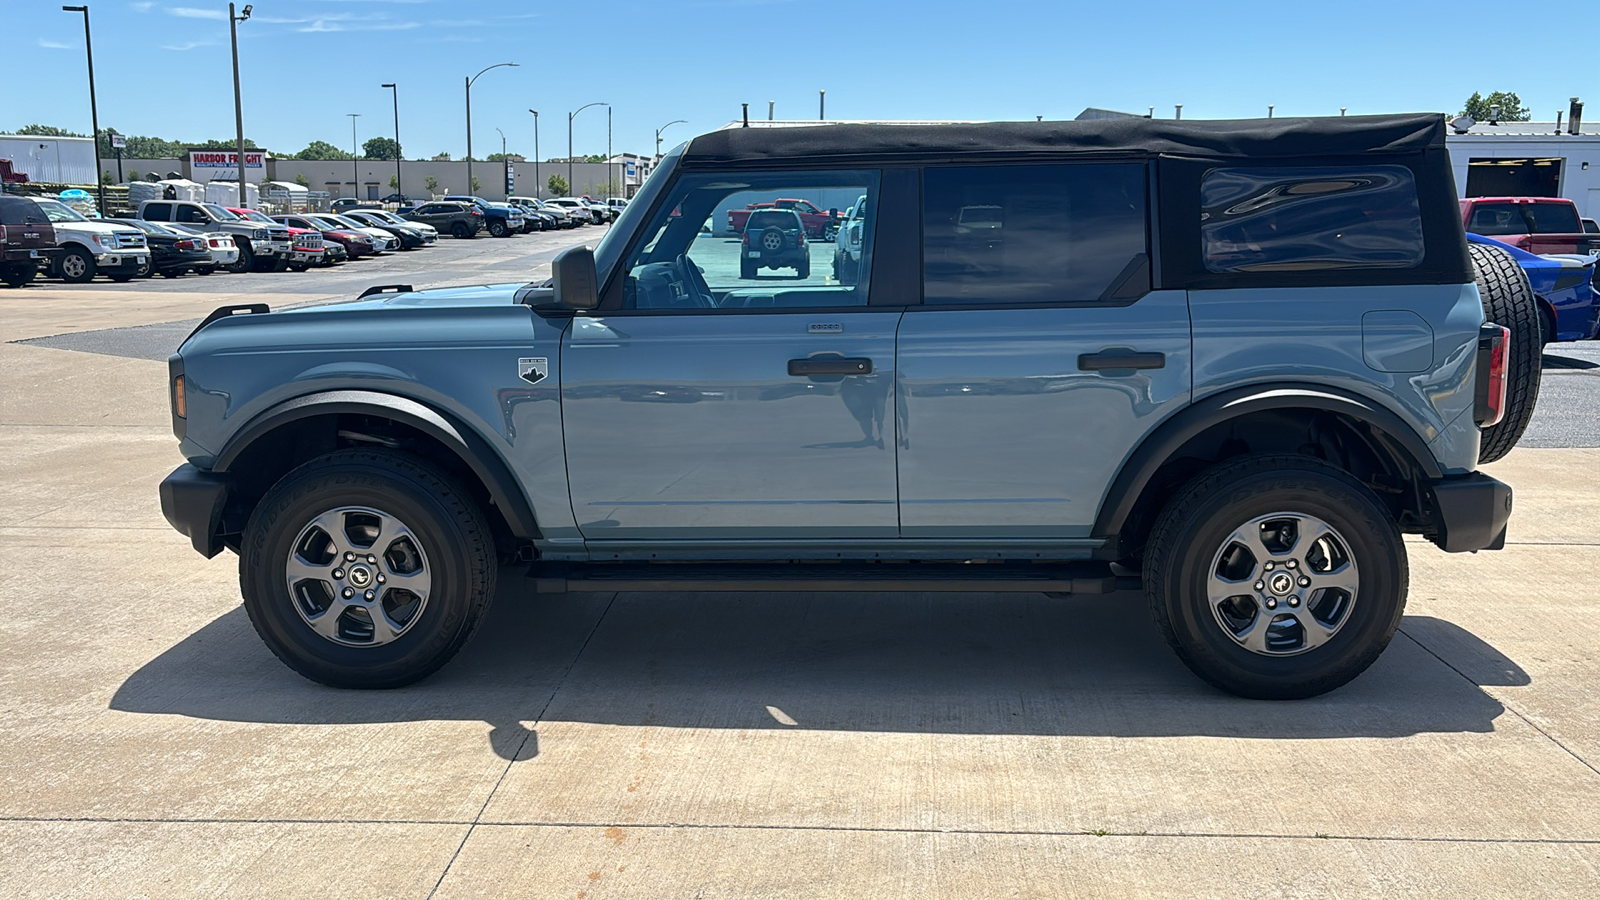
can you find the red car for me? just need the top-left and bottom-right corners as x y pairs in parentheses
(230, 208), (327, 269)
(1460, 197), (1597, 254)
(727, 198), (839, 238)
(272, 214), (377, 259)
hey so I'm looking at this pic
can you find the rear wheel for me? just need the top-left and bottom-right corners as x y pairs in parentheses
(451, 221), (471, 239)
(741, 258), (757, 279)
(796, 258), (810, 279)
(240, 450), (497, 689)
(1469, 242), (1542, 464)
(1144, 454), (1406, 700)
(1, 263), (36, 288)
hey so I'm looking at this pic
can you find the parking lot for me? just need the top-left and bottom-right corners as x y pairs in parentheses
(3, 231), (1599, 897)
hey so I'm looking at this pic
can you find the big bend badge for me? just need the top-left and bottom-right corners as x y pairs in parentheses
(517, 357), (548, 385)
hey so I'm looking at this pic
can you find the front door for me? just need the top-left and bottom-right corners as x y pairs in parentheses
(895, 162), (1191, 539)
(560, 168), (898, 542)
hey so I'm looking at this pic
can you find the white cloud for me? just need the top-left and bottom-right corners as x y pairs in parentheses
(131, 1), (155, 11)
(161, 40), (217, 50)
(167, 7), (228, 20)
(37, 38), (72, 49)
(297, 18), (421, 32)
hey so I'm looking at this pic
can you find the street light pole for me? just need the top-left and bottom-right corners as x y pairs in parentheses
(495, 126), (507, 198)
(568, 101), (607, 198)
(655, 119), (687, 161)
(528, 109), (539, 198)
(382, 83), (400, 202)
(608, 105), (613, 201)
(465, 62), (517, 196)
(61, 5), (105, 215)
(228, 3), (252, 207)
(348, 113), (360, 200)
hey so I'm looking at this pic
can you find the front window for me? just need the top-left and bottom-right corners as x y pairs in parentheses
(34, 199), (88, 223)
(620, 169), (875, 310)
(237, 210), (273, 223)
(203, 203), (240, 221)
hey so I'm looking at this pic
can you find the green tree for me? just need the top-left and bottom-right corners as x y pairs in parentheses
(432, 152), (452, 161)
(294, 173), (309, 187)
(470, 175), (482, 193)
(295, 140), (351, 161)
(127, 169), (141, 181)
(363, 136), (401, 160)
(485, 152), (524, 162)
(389, 174), (400, 190)
(583, 153), (607, 163)
(1462, 91), (1530, 122)
(547, 173), (569, 196)
(193, 137), (262, 150)
(15, 124), (84, 137)
(424, 175), (439, 193)
(96, 130), (186, 158)
(591, 178), (621, 199)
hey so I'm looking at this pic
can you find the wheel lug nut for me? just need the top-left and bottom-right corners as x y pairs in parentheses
(345, 552), (356, 562)
(1253, 581), (1264, 591)
(1264, 561), (1275, 571)
(1265, 598), (1278, 609)
(364, 590), (375, 601)
(367, 555), (377, 564)
(332, 568), (345, 579)
(1286, 559), (1297, 569)
(376, 574), (386, 584)
(1288, 596), (1301, 607)
(342, 587), (354, 599)
(1299, 577), (1311, 587)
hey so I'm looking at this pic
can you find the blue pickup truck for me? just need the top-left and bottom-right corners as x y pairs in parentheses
(160, 114), (1532, 700)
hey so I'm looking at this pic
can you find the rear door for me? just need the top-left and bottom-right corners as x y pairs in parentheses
(895, 162), (1192, 539)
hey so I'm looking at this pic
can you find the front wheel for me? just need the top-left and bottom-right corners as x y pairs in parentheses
(58, 247), (97, 283)
(488, 220), (509, 238)
(1143, 454), (1407, 700)
(227, 240), (254, 274)
(240, 450), (497, 689)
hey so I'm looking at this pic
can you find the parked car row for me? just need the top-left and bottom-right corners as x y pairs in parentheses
(1465, 195), (1600, 342)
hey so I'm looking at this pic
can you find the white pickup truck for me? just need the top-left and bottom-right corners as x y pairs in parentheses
(30, 198), (149, 283)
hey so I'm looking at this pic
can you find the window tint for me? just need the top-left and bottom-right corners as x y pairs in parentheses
(923, 163), (1148, 305)
(1466, 200), (1581, 236)
(620, 170), (876, 311)
(1201, 166), (1423, 273)
(143, 202), (171, 221)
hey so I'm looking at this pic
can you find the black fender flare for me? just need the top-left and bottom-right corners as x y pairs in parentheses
(1093, 383), (1445, 539)
(214, 389), (540, 538)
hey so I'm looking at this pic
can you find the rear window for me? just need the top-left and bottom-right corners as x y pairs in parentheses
(747, 210), (800, 230)
(1466, 201), (1582, 236)
(1201, 166), (1424, 273)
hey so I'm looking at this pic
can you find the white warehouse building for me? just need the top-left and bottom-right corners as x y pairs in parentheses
(1443, 117), (1600, 219)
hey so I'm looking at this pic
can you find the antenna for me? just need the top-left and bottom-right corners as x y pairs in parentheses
(741, 103), (749, 128)
(1174, 104), (1183, 120)
(1267, 104), (1274, 118)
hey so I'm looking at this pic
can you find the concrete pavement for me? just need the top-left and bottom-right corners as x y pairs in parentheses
(2, 239), (1598, 898)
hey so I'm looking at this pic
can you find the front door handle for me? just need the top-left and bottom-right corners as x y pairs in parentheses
(1078, 350), (1166, 372)
(788, 357), (872, 376)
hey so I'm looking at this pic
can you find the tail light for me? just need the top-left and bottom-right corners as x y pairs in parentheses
(470, 209), (483, 216)
(742, 231), (750, 246)
(1474, 323), (1511, 428)
(174, 240), (195, 250)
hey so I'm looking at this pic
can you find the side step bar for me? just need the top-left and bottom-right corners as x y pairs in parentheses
(526, 561), (1134, 595)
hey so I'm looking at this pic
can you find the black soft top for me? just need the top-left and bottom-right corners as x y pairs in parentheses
(683, 114), (1446, 167)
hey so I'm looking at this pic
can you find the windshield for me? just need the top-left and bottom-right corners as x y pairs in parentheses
(34, 199), (88, 223)
(203, 203), (241, 221)
(113, 219), (168, 235)
(330, 216), (366, 228)
(236, 210), (273, 223)
(370, 211), (403, 224)
(307, 216), (345, 230)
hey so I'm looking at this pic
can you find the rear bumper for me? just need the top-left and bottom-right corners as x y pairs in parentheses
(159, 464), (230, 558)
(1428, 472), (1513, 552)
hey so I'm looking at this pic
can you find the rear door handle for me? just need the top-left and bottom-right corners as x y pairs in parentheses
(788, 357), (873, 376)
(1078, 350), (1166, 372)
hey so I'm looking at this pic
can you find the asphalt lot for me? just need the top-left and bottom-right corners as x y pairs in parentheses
(3, 235), (1599, 897)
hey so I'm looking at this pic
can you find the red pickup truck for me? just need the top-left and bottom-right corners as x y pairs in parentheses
(727, 198), (839, 238)
(1461, 197), (1598, 254)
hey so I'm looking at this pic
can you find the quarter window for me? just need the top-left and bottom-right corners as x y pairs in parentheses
(922, 164), (1149, 305)
(1201, 166), (1424, 273)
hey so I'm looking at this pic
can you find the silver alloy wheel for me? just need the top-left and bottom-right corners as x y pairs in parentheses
(1206, 511), (1359, 656)
(61, 253), (88, 279)
(284, 506), (431, 647)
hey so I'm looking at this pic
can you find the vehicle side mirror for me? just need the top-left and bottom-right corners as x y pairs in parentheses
(830, 208), (839, 218)
(552, 245), (599, 309)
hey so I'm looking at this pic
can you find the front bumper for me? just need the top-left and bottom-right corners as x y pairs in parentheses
(1428, 472), (1513, 552)
(95, 251), (147, 271)
(291, 249), (322, 263)
(159, 464), (230, 558)
(253, 240), (293, 257)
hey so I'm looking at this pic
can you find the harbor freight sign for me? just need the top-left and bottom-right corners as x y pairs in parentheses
(188, 150), (265, 169)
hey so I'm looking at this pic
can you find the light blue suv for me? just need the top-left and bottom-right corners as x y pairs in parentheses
(160, 114), (1528, 698)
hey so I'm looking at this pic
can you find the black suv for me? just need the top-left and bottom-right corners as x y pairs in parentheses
(402, 202), (484, 239)
(740, 208), (811, 278)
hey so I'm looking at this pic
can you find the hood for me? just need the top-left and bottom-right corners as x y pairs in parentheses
(296, 282), (530, 312)
(53, 219), (129, 235)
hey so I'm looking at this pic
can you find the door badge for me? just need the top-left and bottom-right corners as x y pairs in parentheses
(518, 357), (548, 385)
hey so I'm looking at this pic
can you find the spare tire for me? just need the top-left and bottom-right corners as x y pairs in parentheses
(1469, 242), (1542, 464)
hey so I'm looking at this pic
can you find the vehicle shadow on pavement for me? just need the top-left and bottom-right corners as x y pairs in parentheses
(111, 577), (1525, 760)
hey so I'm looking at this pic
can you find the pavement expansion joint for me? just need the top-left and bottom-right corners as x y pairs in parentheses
(1398, 626), (1600, 778)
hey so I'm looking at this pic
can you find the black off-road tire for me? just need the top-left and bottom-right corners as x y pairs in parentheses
(1144, 454), (1408, 700)
(1469, 242), (1542, 464)
(1, 263), (35, 288)
(451, 221), (472, 239)
(741, 258), (757, 279)
(227, 240), (254, 274)
(240, 450), (497, 689)
(796, 258), (810, 279)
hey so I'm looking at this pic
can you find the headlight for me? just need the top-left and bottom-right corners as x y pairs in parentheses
(90, 234), (107, 246)
(253, 229), (269, 240)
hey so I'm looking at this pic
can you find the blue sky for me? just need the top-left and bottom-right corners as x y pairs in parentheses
(7, 0), (1581, 160)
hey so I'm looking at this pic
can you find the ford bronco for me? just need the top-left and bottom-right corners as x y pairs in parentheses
(159, 115), (1533, 699)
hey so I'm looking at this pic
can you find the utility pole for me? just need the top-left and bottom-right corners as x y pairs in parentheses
(348, 113), (360, 200)
(529, 110), (539, 197)
(228, 3), (252, 207)
(466, 62), (517, 196)
(62, 5), (106, 214)
(382, 83), (400, 201)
